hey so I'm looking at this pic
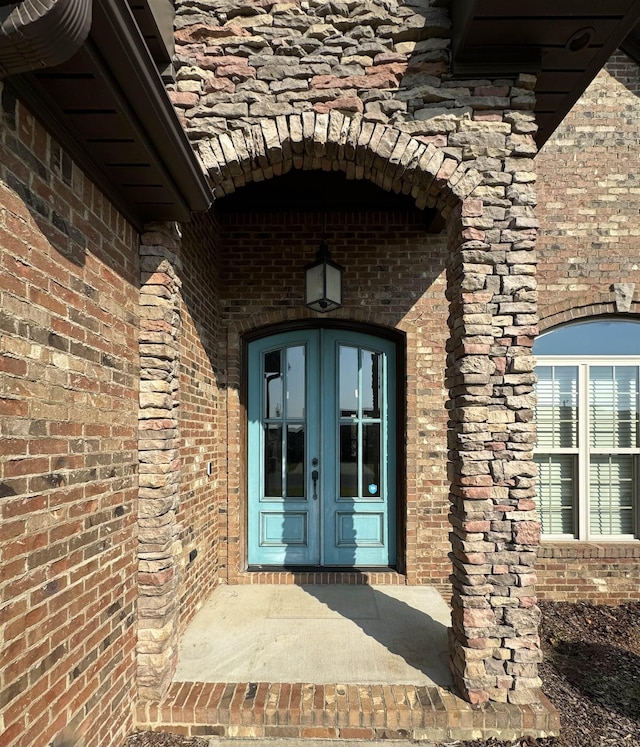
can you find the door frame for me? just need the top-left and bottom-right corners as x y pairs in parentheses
(241, 319), (406, 572)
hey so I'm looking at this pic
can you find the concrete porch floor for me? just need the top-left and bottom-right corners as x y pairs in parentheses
(174, 585), (453, 687)
(135, 585), (560, 742)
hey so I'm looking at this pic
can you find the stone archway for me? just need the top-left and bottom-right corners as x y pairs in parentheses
(196, 111), (482, 213)
(137, 115), (543, 707)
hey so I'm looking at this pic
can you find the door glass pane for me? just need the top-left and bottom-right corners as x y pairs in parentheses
(589, 455), (635, 535)
(264, 424), (283, 497)
(286, 346), (305, 419)
(535, 365), (578, 449)
(362, 422), (381, 497)
(286, 425), (305, 498)
(340, 423), (358, 497)
(535, 454), (575, 535)
(362, 351), (381, 419)
(589, 366), (639, 448)
(264, 350), (283, 419)
(339, 346), (358, 417)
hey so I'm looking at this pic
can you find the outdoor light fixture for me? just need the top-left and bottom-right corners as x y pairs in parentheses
(304, 240), (344, 312)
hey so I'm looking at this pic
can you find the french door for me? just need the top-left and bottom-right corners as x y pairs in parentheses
(247, 328), (396, 567)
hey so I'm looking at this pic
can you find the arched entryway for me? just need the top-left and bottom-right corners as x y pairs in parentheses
(137, 114), (544, 707)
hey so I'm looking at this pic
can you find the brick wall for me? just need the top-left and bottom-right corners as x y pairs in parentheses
(177, 212), (224, 632)
(535, 52), (640, 603)
(537, 52), (640, 327)
(0, 85), (139, 747)
(536, 545), (640, 604)
(178, 200), (451, 587)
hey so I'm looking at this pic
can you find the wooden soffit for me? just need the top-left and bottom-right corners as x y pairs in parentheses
(7, 0), (212, 229)
(452, 0), (640, 145)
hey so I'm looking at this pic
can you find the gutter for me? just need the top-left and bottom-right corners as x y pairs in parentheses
(0, 0), (91, 77)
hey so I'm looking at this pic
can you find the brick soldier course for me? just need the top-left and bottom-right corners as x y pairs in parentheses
(135, 681), (560, 742)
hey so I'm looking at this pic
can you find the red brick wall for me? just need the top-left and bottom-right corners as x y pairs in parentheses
(177, 212), (224, 632)
(535, 52), (640, 603)
(0, 88), (139, 746)
(177, 199), (453, 588)
(537, 545), (640, 604)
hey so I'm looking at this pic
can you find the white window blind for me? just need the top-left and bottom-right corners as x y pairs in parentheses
(534, 454), (575, 535)
(536, 366), (578, 450)
(535, 362), (639, 539)
(589, 455), (634, 535)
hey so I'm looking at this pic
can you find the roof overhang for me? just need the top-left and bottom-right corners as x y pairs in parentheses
(2, 0), (212, 229)
(3, 1), (640, 219)
(452, 0), (640, 145)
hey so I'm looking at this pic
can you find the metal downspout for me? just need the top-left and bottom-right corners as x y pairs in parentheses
(0, 0), (92, 77)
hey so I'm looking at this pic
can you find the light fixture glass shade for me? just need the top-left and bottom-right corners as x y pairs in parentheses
(304, 241), (343, 312)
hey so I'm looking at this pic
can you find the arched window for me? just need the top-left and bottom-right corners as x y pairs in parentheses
(534, 318), (640, 540)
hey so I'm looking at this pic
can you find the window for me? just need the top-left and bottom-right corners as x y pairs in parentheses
(533, 319), (640, 540)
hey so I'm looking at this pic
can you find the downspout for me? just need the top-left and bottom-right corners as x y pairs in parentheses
(0, 0), (92, 77)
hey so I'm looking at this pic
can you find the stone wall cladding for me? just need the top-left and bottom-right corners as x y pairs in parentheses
(0, 85), (138, 747)
(170, 0), (537, 207)
(168, 0), (543, 706)
(445, 198), (541, 706)
(534, 52), (640, 601)
(170, 0), (535, 148)
(137, 223), (184, 701)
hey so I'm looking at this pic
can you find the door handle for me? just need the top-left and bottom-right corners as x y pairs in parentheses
(311, 469), (319, 500)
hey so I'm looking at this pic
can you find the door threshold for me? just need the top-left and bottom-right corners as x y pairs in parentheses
(234, 567), (407, 585)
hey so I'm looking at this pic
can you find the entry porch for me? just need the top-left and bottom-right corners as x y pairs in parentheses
(135, 585), (559, 742)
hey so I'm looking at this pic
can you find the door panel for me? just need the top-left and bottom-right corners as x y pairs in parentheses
(321, 330), (396, 566)
(248, 331), (320, 565)
(247, 328), (396, 567)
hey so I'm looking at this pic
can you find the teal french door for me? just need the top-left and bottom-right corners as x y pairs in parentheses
(247, 328), (396, 567)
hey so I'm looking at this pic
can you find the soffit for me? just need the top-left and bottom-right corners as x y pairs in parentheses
(7, 0), (211, 229)
(452, 0), (640, 145)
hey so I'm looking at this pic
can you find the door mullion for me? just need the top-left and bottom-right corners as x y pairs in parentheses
(317, 328), (325, 566)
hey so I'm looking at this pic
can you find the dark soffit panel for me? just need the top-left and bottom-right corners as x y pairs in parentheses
(8, 0), (211, 229)
(452, 0), (640, 145)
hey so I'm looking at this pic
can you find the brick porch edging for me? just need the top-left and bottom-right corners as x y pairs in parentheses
(135, 681), (560, 742)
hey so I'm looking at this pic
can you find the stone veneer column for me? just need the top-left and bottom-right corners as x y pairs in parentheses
(137, 222), (183, 701)
(446, 188), (542, 704)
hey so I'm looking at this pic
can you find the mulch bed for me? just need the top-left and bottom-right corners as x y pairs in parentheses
(127, 600), (640, 747)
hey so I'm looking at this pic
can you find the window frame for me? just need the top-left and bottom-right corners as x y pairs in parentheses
(535, 353), (640, 542)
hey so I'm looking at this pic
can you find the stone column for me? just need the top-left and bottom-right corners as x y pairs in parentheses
(137, 222), (183, 701)
(446, 188), (542, 705)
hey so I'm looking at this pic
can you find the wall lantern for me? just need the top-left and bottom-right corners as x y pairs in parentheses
(304, 240), (344, 312)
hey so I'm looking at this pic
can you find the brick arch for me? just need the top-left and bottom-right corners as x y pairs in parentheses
(197, 111), (482, 214)
(540, 297), (639, 332)
(226, 305), (402, 339)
